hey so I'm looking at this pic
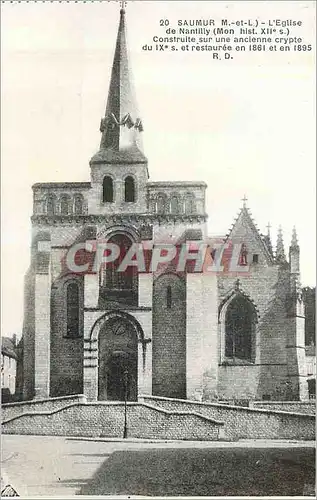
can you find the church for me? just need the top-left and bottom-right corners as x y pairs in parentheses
(22, 7), (308, 404)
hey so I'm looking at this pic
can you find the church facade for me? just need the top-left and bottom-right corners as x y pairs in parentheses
(22, 8), (308, 404)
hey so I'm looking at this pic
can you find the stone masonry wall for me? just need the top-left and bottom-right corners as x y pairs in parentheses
(22, 267), (35, 400)
(251, 401), (315, 415)
(152, 273), (186, 398)
(140, 396), (315, 441)
(50, 275), (84, 397)
(218, 262), (292, 401)
(2, 394), (87, 421)
(2, 402), (223, 441)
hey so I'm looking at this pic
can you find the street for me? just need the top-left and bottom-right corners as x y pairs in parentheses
(2, 435), (315, 497)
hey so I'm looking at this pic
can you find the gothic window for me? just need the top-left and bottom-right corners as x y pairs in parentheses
(225, 295), (255, 361)
(252, 254), (259, 264)
(46, 194), (57, 215)
(184, 193), (196, 214)
(104, 234), (134, 291)
(167, 286), (172, 308)
(156, 194), (166, 214)
(239, 244), (248, 266)
(103, 176), (114, 203)
(124, 176), (135, 202)
(170, 195), (180, 215)
(74, 194), (84, 215)
(60, 195), (71, 216)
(66, 282), (80, 338)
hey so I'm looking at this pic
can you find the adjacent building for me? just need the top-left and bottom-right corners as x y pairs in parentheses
(1, 336), (18, 402)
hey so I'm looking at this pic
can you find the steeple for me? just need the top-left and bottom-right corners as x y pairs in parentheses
(90, 6), (147, 165)
(275, 225), (286, 263)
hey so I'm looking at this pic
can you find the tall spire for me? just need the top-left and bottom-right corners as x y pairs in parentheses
(275, 225), (286, 263)
(91, 6), (146, 164)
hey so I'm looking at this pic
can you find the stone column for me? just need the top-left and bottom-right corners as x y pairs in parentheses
(84, 273), (99, 308)
(83, 338), (98, 401)
(34, 242), (51, 399)
(83, 274), (99, 400)
(286, 299), (309, 400)
(186, 272), (218, 401)
(138, 273), (153, 307)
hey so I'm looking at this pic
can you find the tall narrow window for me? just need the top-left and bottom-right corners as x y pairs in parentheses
(104, 234), (134, 291)
(125, 176), (135, 202)
(60, 195), (71, 216)
(74, 194), (84, 215)
(46, 194), (57, 215)
(170, 195), (180, 214)
(156, 194), (166, 214)
(225, 295), (255, 361)
(167, 286), (172, 308)
(66, 282), (80, 338)
(103, 176), (114, 203)
(184, 193), (196, 214)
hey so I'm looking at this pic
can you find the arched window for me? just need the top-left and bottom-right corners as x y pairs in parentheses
(166, 286), (172, 308)
(156, 194), (166, 214)
(124, 176), (135, 202)
(46, 194), (57, 216)
(103, 176), (114, 203)
(170, 195), (180, 215)
(184, 193), (196, 214)
(66, 282), (80, 338)
(104, 234), (134, 292)
(74, 194), (84, 215)
(60, 195), (71, 216)
(225, 295), (255, 361)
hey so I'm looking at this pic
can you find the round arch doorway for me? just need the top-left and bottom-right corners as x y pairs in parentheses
(98, 316), (138, 401)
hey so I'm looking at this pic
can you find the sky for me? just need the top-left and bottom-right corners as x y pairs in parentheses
(1, 0), (316, 336)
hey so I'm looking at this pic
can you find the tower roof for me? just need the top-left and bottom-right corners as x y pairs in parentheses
(90, 7), (147, 165)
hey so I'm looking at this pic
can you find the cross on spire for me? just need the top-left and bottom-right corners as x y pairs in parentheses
(266, 222), (271, 236)
(241, 194), (248, 208)
(120, 1), (127, 12)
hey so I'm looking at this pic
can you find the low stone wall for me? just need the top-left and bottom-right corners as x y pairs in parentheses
(250, 401), (315, 415)
(2, 402), (224, 441)
(139, 395), (315, 441)
(2, 394), (87, 421)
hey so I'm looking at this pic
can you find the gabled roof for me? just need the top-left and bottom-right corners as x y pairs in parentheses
(224, 205), (274, 265)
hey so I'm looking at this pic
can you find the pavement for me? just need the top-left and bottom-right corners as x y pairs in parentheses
(1, 435), (316, 497)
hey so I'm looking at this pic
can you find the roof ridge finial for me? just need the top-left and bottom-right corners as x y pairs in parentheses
(263, 222), (273, 256)
(291, 226), (299, 247)
(276, 225), (286, 263)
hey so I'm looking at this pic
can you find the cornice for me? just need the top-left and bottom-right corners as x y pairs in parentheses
(31, 213), (208, 225)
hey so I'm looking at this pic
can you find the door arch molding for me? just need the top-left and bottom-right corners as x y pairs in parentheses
(89, 310), (144, 343)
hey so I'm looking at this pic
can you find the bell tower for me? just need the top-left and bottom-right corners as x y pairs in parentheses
(88, 6), (149, 215)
